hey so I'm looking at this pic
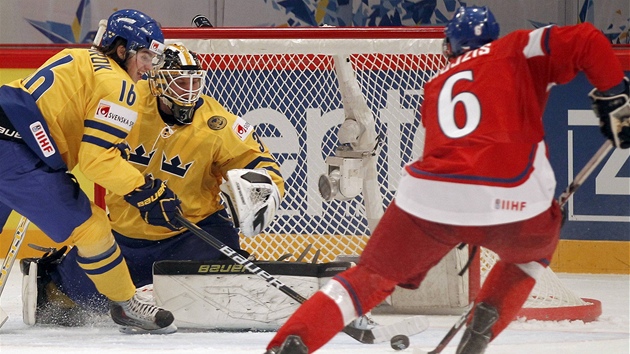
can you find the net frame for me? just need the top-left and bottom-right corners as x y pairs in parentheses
(95, 27), (600, 321)
(164, 27), (445, 264)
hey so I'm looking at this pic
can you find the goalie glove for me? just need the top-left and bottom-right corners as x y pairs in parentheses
(220, 169), (281, 237)
(589, 77), (630, 149)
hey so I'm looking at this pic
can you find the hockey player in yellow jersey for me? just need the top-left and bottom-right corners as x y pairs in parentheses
(0, 9), (181, 333)
(33, 43), (285, 320)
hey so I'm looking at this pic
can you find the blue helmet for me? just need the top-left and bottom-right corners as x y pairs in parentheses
(100, 9), (165, 56)
(444, 6), (499, 57)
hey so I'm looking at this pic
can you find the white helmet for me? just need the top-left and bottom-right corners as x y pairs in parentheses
(148, 43), (206, 124)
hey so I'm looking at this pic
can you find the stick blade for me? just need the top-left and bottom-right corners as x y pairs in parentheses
(370, 315), (429, 343)
(342, 315), (430, 344)
(342, 325), (376, 344)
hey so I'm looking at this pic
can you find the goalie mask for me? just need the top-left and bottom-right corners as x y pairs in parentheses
(148, 43), (207, 125)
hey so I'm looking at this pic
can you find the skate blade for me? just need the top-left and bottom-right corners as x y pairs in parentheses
(119, 323), (177, 335)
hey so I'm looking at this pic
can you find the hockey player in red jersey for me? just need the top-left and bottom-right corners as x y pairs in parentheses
(265, 6), (629, 354)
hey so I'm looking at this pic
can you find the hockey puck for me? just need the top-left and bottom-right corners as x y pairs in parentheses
(390, 334), (410, 351)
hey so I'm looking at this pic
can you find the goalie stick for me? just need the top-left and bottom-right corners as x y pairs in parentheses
(0, 216), (30, 328)
(175, 214), (428, 344)
(413, 139), (614, 354)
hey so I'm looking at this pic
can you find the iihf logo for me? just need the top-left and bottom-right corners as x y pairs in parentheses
(96, 103), (110, 118)
(494, 198), (527, 211)
(29, 121), (55, 157)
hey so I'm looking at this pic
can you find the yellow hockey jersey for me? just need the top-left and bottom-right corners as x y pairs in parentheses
(106, 80), (284, 240)
(6, 48), (145, 195)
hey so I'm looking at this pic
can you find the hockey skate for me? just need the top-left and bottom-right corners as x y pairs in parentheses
(21, 246), (90, 327)
(455, 302), (499, 354)
(264, 335), (308, 354)
(110, 293), (177, 334)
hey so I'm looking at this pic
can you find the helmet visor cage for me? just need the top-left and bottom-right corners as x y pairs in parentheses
(130, 48), (165, 70)
(159, 70), (206, 107)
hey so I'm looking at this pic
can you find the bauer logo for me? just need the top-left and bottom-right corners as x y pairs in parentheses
(232, 117), (253, 141)
(29, 122), (55, 157)
(94, 100), (138, 131)
(196, 264), (247, 274)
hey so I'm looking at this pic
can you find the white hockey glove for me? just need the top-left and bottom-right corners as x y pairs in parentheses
(589, 77), (630, 149)
(220, 169), (281, 237)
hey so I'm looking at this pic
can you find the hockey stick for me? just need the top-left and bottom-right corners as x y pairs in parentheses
(175, 213), (428, 344)
(412, 304), (473, 354)
(558, 140), (613, 207)
(413, 140), (614, 354)
(0, 216), (31, 328)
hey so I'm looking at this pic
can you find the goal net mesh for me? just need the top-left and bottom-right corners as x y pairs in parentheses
(174, 29), (443, 264)
(154, 28), (600, 320)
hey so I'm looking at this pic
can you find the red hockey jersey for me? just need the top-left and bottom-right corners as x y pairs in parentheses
(396, 23), (624, 226)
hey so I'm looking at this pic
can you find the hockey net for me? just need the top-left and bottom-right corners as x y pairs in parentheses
(118, 27), (600, 321)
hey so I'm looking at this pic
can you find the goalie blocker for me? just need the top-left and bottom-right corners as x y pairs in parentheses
(220, 169), (281, 237)
(152, 259), (352, 330)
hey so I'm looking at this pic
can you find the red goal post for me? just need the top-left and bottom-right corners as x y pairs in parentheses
(96, 26), (600, 321)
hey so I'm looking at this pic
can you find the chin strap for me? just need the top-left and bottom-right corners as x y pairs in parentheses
(158, 97), (193, 125)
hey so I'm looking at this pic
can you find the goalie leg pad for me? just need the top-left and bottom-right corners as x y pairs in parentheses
(152, 260), (351, 330)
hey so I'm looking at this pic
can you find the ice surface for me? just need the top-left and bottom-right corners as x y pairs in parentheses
(0, 265), (628, 354)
